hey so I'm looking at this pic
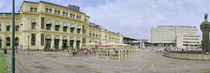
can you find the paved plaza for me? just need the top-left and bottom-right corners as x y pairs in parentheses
(5, 49), (210, 73)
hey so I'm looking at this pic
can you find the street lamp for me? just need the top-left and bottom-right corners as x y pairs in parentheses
(27, 33), (30, 54)
(12, 0), (15, 73)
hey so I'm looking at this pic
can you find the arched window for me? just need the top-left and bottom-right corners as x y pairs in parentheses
(6, 37), (10, 46)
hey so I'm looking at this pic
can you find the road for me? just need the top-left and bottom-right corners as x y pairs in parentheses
(5, 49), (210, 73)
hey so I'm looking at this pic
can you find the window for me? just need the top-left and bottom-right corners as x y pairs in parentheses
(63, 26), (67, 32)
(77, 27), (81, 34)
(49, 9), (52, 13)
(6, 37), (10, 46)
(55, 25), (60, 31)
(46, 23), (51, 30)
(41, 17), (45, 29)
(72, 14), (75, 18)
(66, 13), (68, 16)
(45, 8), (48, 13)
(63, 12), (65, 16)
(15, 25), (19, 31)
(34, 8), (37, 12)
(31, 34), (36, 45)
(58, 11), (60, 15)
(70, 26), (74, 33)
(32, 21), (36, 29)
(85, 18), (87, 22)
(70, 13), (72, 18)
(30, 7), (34, 12)
(54, 10), (57, 14)
(6, 25), (10, 31)
(0, 24), (1, 31)
(41, 34), (44, 45)
(15, 37), (19, 46)
(82, 25), (86, 34)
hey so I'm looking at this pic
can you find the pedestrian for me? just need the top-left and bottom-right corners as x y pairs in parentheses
(16, 46), (18, 53)
(85, 48), (88, 55)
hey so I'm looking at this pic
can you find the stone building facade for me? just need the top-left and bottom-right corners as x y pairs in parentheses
(0, 1), (123, 50)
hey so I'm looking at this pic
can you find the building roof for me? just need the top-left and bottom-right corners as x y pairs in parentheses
(23, 1), (89, 17)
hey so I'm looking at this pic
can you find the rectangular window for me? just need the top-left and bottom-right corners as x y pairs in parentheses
(41, 34), (44, 45)
(0, 24), (1, 31)
(46, 24), (51, 30)
(70, 14), (72, 18)
(6, 26), (10, 31)
(34, 8), (37, 12)
(55, 25), (60, 31)
(54, 10), (57, 14)
(63, 12), (65, 16)
(66, 13), (68, 16)
(30, 7), (33, 12)
(49, 9), (52, 13)
(58, 11), (60, 15)
(31, 34), (36, 45)
(15, 26), (19, 31)
(77, 28), (81, 34)
(70, 27), (74, 33)
(6, 37), (10, 46)
(32, 23), (36, 29)
(41, 17), (45, 29)
(45, 8), (49, 13)
(63, 26), (67, 32)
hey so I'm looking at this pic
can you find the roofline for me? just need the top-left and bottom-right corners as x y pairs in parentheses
(40, 1), (90, 17)
(21, 1), (90, 17)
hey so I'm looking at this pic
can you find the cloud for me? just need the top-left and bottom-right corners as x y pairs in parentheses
(83, 0), (210, 41)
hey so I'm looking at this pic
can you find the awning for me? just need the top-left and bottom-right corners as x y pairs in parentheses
(63, 24), (68, 27)
(47, 21), (51, 24)
(77, 26), (81, 29)
(63, 37), (67, 40)
(32, 20), (36, 24)
(71, 25), (75, 28)
(6, 24), (10, 26)
(55, 36), (59, 39)
(55, 22), (60, 25)
(46, 36), (51, 39)
(76, 38), (80, 41)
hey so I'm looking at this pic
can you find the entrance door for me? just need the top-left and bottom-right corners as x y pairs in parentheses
(62, 40), (67, 50)
(0, 40), (2, 49)
(54, 39), (59, 50)
(69, 40), (74, 48)
(76, 40), (80, 49)
(45, 39), (51, 50)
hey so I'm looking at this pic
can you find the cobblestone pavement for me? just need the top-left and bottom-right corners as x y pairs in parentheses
(5, 49), (210, 73)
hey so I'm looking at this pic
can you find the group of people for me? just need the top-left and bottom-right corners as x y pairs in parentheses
(65, 47), (93, 56)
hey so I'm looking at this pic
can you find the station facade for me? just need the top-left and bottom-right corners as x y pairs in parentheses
(0, 1), (123, 50)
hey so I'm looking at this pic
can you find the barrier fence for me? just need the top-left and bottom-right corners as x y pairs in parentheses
(96, 49), (141, 61)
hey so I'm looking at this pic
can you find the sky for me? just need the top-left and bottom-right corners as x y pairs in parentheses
(1, 0), (210, 41)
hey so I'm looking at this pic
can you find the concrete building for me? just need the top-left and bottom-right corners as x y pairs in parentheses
(0, 1), (123, 50)
(151, 25), (200, 48)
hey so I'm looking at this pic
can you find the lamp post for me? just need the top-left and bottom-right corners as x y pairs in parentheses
(12, 0), (15, 73)
(27, 33), (30, 54)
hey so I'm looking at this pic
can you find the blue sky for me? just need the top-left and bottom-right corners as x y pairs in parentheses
(1, 0), (210, 41)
